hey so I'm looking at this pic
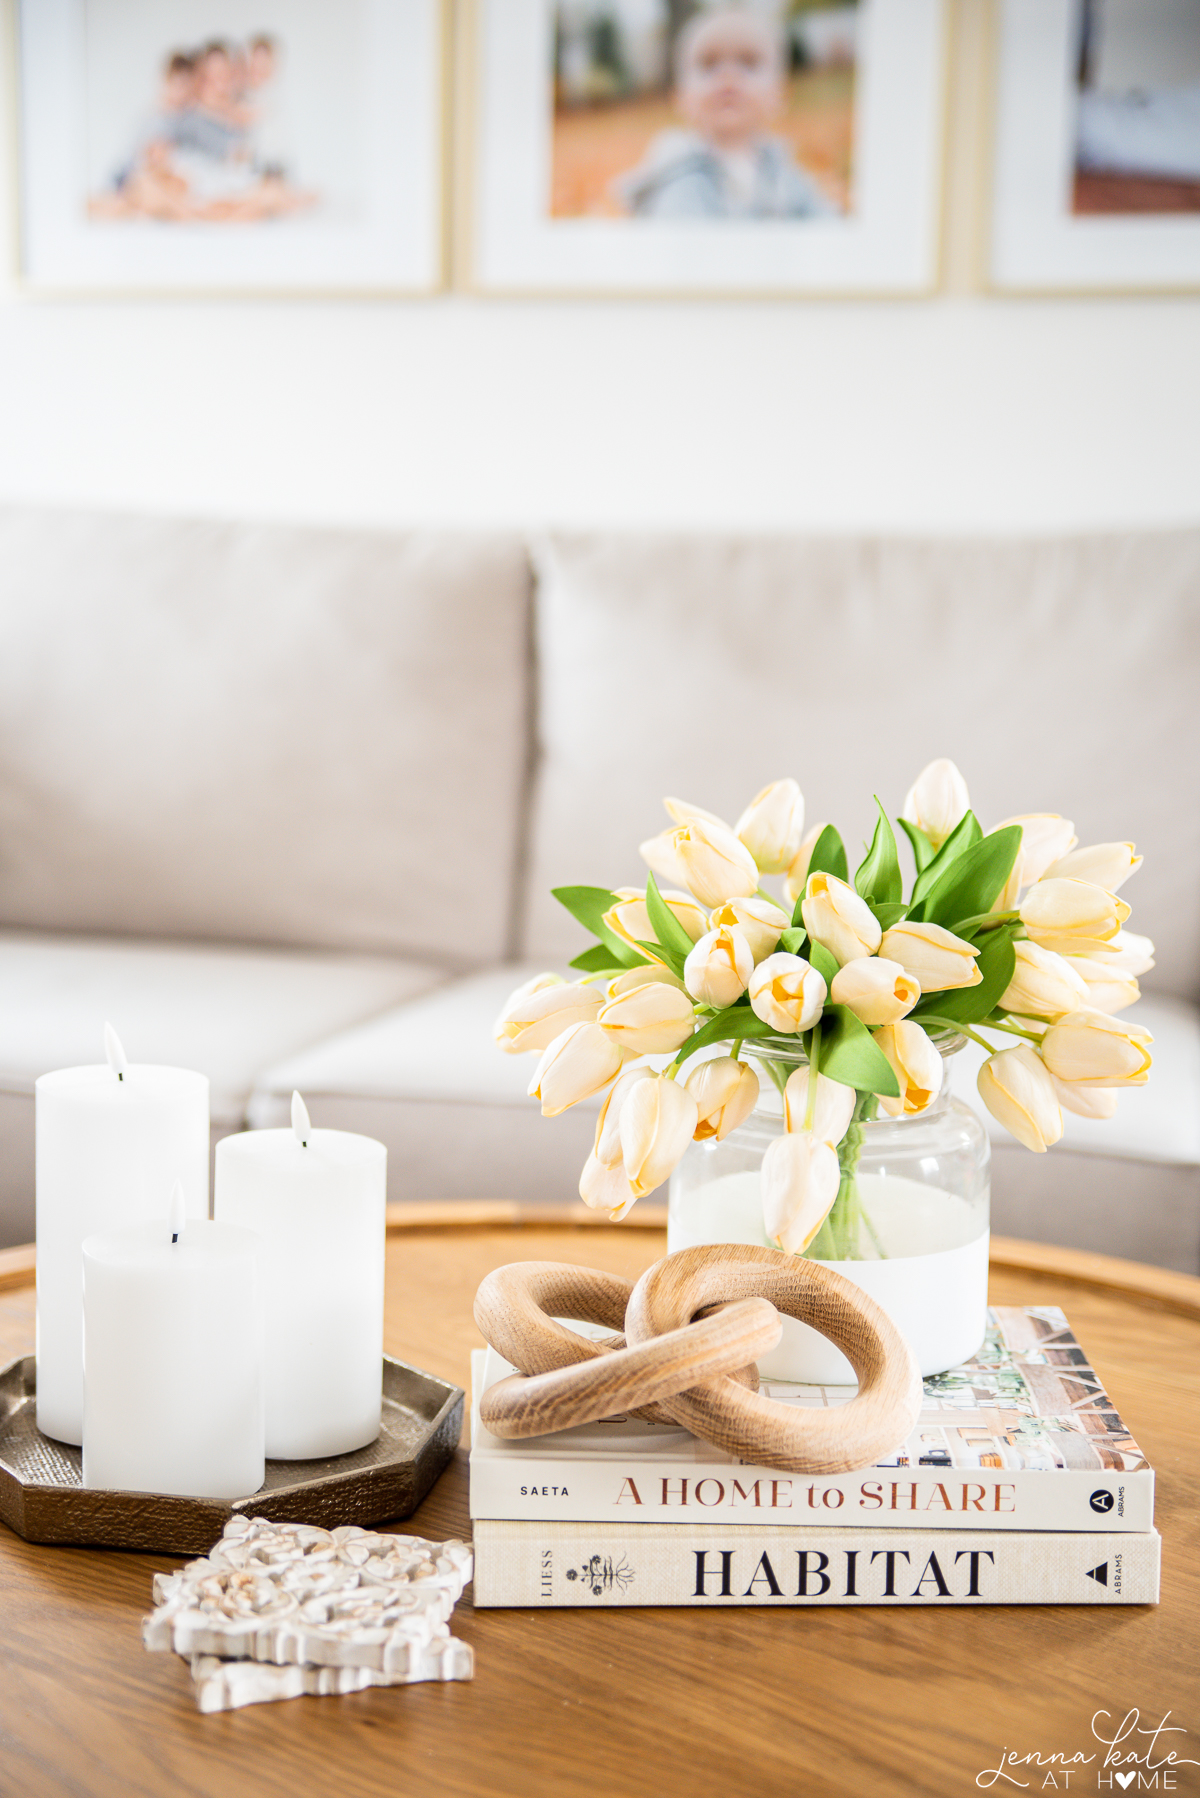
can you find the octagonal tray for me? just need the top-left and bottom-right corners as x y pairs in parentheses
(0, 1354), (464, 1555)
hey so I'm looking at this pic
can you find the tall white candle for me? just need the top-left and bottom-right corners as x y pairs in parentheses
(83, 1184), (264, 1500)
(36, 1027), (209, 1446)
(215, 1094), (386, 1459)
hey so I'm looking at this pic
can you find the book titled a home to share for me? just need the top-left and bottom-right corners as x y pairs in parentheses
(470, 1306), (1154, 1535)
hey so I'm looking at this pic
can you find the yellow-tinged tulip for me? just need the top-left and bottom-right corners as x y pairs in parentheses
(594, 1065), (654, 1167)
(639, 828), (691, 890)
(782, 1068), (855, 1147)
(620, 1073), (699, 1198)
(990, 814), (1078, 909)
(1044, 842), (1142, 893)
(878, 922), (982, 994)
(709, 895), (790, 963)
(977, 1044), (1063, 1153)
(748, 952), (827, 1033)
(670, 817), (760, 908)
(784, 822), (828, 906)
(901, 759), (970, 853)
(528, 1022), (629, 1117)
(997, 941), (1088, 1021)
(597, 981), (696, 1055)
(1062, 956), (1140, 1016)
(493, 973), (603, 1054)
(1050, 1074), (1119, 1120)
(735, 779), (805, 875)
(801, 872), (882, 966)
(1040, 1008), (1153, 1087)
(685, 1056), (760, 1141)
(873, 1021), (943, 1117)
(1020, 879), (1130, 957)
(1104, 930), (1155, 977)
(683, 924), (754, 1009)
(607, 963), (687, 996)
(664, 796), (729, 830)
(579, 1151), (639, 1221)
(761, 1132), (841, 1254)
(830, 956), (920, 1027)
(604, 890), (708, 959)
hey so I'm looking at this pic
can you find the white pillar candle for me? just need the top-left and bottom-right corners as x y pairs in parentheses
(214, 1095), (386, 1459)
(83, 1185), (264, 1500)
(36, 1026), (209, 1446)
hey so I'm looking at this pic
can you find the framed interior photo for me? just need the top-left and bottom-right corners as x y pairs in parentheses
(991, 0), (1200, 292)
(17, 0), (446, 294)
(466, 0), (947, 297)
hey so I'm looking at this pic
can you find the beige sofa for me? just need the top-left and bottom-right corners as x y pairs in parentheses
(2, 508), (1197, 1271)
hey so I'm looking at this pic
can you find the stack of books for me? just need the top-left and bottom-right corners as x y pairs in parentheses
(469, 1305), (1160, 1608)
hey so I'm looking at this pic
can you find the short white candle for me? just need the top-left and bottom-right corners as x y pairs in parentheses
(82, 1184), (264, 1500)
(214, 1095), (386, 1459)
(36, 1026), (209, 1446)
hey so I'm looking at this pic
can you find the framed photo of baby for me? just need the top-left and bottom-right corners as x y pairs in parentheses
(467, 0), (947, 295)
(17, 0), (446, 293)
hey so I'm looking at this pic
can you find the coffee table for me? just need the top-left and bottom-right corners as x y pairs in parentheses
(1, 1206), (1197, 1798)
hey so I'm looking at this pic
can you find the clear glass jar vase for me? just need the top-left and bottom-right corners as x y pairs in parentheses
(667, 1036), (989, 1383)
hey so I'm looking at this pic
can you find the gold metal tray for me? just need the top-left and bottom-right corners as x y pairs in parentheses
(0, 1354), (463, 1554)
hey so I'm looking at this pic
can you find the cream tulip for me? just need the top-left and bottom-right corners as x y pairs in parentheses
(604, 890), (708, 958)
(639, 829), (692, 890)
(528, 1022), (628, 1117)
(782, 1068), (855, 1147)
(829, 957), (920, 1028)
(597, 981), (696, 1055)
(579, 1152), (639, 1221)
(607, 963), (688, 996)
(685, 1056), (760, 1142)
(664, 796), (729, 830)
(991, 814), (1078, 909)
(872, 1021), (943, 1117)
(1062, 957), (1140, 1016)
(878, 922), (982, 994)
(620, 1073), (700, 1198)
(709, 895), (790, 963)
(997, 941), (1088, 1021)
(1050, 1075), (1119, 1121)
(748, 953), (827, 1033)
(1040, 1009), (1153, 1088)
(801, 872), (882, 966)
(594, 1065), (654, 1167)
(1020, 879), (1131, 957)
(1044, 842), (1142, 892)
(784, 822), (828, 906)
(977, 1044), (1063, 1153)
(493, 973), (603, 1054)
(670, 817), (760, 908)
(1104, 930), (1156, 977)
(760, 1132), (841, 1255)
(901, 759), (970, 853)
(735, 779), (805, 875)
(683, 924), (755, 1009)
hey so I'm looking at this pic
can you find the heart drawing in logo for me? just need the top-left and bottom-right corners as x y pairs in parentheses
(1115, 1775), (1136, 1790)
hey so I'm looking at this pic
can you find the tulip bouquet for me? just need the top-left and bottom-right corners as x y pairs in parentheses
(494, 760), (1153, 1260)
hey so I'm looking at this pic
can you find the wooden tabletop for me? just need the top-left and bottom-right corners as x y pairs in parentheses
(1, 1209), (1197, 1798)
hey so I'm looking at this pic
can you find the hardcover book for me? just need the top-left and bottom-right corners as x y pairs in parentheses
(470, 1306), (1154, 1534)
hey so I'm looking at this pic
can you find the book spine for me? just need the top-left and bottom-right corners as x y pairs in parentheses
(471, 1521), (1161, 1608)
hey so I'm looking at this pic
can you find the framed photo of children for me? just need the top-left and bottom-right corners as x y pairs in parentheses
(990, 0), (1200, 291)
(17, 0), (446, 293)
(466, 0), (947, 296)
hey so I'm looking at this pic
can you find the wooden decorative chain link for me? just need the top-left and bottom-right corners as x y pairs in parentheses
(474, 1243), (923, 1475)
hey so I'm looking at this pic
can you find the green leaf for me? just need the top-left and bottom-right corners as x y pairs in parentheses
(645, 873), (698, 963)
(790, 890), (806, 929)
(807, 825), (849, 885)
(817, 1005), (901, 1097)
(854, 798), (902, 906)
(906, 812), (985, 917)
(779, 926), (808, 955)
(868, 901), (908, 932)
(921, 826), (1022, 932)
(807, 942), (839, 987)
(635, 938), (687, 981)
(898, 817), (936, 876)
(569, 944), (623, 974)
(673, 1007), (777, 1068)
(551, 885), (647, 970)
(915, 926), (1018, 1026)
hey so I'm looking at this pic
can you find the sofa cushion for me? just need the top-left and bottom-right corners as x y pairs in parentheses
(0, 931), (445, 1247)
(0, 510), (531, 962)
(523, 531), (1200, 997)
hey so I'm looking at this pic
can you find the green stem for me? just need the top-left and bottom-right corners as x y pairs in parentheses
(804, 1021), (822, 1131)
(730, 1039), (743, 1064)
(985, 1017), (1047, 1043)
(918, 1016), (999, 1055)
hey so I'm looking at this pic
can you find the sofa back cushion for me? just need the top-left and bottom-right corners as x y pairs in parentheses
(523, 531), (1200, 999)
(0, 510), (531, 963)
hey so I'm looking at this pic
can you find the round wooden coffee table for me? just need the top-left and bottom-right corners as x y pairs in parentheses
(0, 1207), (1197, 1798)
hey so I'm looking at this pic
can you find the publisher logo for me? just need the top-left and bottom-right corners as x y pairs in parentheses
(1090, 1489), (1116, 1514)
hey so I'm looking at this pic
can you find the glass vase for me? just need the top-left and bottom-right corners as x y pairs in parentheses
(667, 1036), (989, 1382)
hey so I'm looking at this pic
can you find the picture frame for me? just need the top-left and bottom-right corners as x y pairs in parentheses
(16, 0), (447, 295)
(464, 0), (948, 298)
(990, 0), (1200, 293)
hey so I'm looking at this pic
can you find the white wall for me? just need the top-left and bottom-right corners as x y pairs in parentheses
(0, 4), (1196, 539)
